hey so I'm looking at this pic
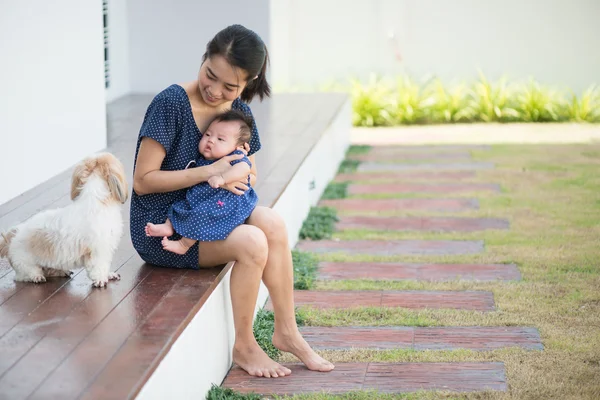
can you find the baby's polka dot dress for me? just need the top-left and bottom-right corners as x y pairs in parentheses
(168, 149), (258, 241)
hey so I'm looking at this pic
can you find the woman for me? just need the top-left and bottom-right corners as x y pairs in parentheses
(130, 24), (334, 378)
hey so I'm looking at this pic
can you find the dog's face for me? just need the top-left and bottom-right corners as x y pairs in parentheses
(71, 152), (129, 204)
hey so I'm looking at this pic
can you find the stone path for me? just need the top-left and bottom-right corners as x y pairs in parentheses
(222, 144), (540, 397)
(317, 262), (521, 281)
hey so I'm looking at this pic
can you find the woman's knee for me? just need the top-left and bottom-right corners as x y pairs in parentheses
(230, 224), (269, 267)
(249, 207), (288, 245)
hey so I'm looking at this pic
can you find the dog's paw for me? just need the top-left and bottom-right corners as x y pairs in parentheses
(93, 279), (108, 288)
(32, 275), (47, 284)
(108, 272), (121, 281)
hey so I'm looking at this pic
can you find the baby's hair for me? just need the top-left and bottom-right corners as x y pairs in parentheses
(213, 109), (252, 145)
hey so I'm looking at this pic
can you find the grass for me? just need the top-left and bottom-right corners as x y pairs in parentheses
(293, 250), (320, 290)
(282, 144), (600, 399)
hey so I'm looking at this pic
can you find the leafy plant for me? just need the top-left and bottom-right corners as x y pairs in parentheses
(469, 72), (520, 122)
(391, 76), (436, 124)
(292, 249), (320, 290)
(322, 182), (348, 199)
(564, 85), (600, 122)
(428, 79), (476, 123)
(514, 79), (563, 122)
(206, 385), (262, 400)
(299, 206), (339, 240)
(350, 75), (394, 127)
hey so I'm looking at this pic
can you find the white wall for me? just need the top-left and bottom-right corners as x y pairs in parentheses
(270, 0), (600, 93)
(127, 0), (270, 94)
(105, 0), (131, 102)
(0, 0), (107, 205)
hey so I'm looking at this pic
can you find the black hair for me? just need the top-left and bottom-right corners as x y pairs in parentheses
(212, 109), (252, 145)
(203, 24), (271, 103)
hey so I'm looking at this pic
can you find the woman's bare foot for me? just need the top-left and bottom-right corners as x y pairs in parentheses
(233, 341), (292, 378)
(272, 330), (334, 372)
(161, 236), (193, 255)
(145, 221), (174, 237)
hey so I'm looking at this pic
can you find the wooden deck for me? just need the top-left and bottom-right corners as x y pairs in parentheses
(0, 92), (348, 399)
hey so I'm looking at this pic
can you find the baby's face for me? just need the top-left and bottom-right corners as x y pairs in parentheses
(199, 120), (240, 160)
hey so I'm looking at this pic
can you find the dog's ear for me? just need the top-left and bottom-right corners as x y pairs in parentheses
(108, 171), (128, 204)
(71, 161), (89, 200)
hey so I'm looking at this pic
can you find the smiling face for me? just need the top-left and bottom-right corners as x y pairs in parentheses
(198, 119), (242, 160)
(197, 55), (250, 107)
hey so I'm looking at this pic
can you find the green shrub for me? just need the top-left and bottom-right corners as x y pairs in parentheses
(314, 72), (600, 126)
(469, 72), (520, 122)
(391, 76), (436, 124)
(350, 75), (395, 127)
(564, 85), (600, 122)
(338, 159), (361, 174)
(299, 206), (339, 240)
(292, 249), (320, 290)
(347, 145), (371, 155)
(513, 79), (564, 122)
(428, 80), (477, 123)
(322, 182), (348, 199)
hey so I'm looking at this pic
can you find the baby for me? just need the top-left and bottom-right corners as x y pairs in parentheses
(145, 109), (258, 254)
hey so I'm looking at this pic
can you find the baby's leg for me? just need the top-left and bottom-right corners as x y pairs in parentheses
(145, 218), (174, 237)
(161, 236), (196, 255)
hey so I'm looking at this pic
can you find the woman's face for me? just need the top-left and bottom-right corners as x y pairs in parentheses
(198, 55), (249, 106)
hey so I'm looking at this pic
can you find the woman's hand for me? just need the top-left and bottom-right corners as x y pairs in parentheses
(222, 180), (249, 195)
(212, 152), (244, 176)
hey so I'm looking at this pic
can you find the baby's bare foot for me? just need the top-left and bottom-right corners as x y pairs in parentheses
(161, 237), (192, 255)
(145, 222), (173, 237)
(233, 342), (292, 378)
(272, 330), (334, 372)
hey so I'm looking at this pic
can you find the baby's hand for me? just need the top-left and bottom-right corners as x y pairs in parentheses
(208, 175), (225, 189)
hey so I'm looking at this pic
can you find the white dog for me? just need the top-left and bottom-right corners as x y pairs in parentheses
(0, 152), (128, 287)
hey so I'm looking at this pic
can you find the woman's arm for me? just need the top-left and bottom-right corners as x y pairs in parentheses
(133, 137), (242, 195)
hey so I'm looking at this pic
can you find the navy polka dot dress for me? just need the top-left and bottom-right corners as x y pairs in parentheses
(168, 149), (258, 241)
(130, 85), (261, 269)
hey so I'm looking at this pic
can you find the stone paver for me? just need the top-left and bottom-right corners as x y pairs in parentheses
(300, 326), (542, 351)
(358, 162), (495, 172)
(335, 171), (477, 181)
(364, 144), (492, 151)
(297, 239), (484, 255)
(348, 183), (501, 195)
(348, 153), (473, 162)
(223, 362), (507, 395)
(318, 262), (521, 281)
(320, 198), (479, 212)
(265, 290), (495, 311)
(336, 216), (509, 232)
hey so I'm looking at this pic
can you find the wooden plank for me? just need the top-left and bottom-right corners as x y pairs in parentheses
(80, 269), (221, 400)
(0, 256), (148, 397)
